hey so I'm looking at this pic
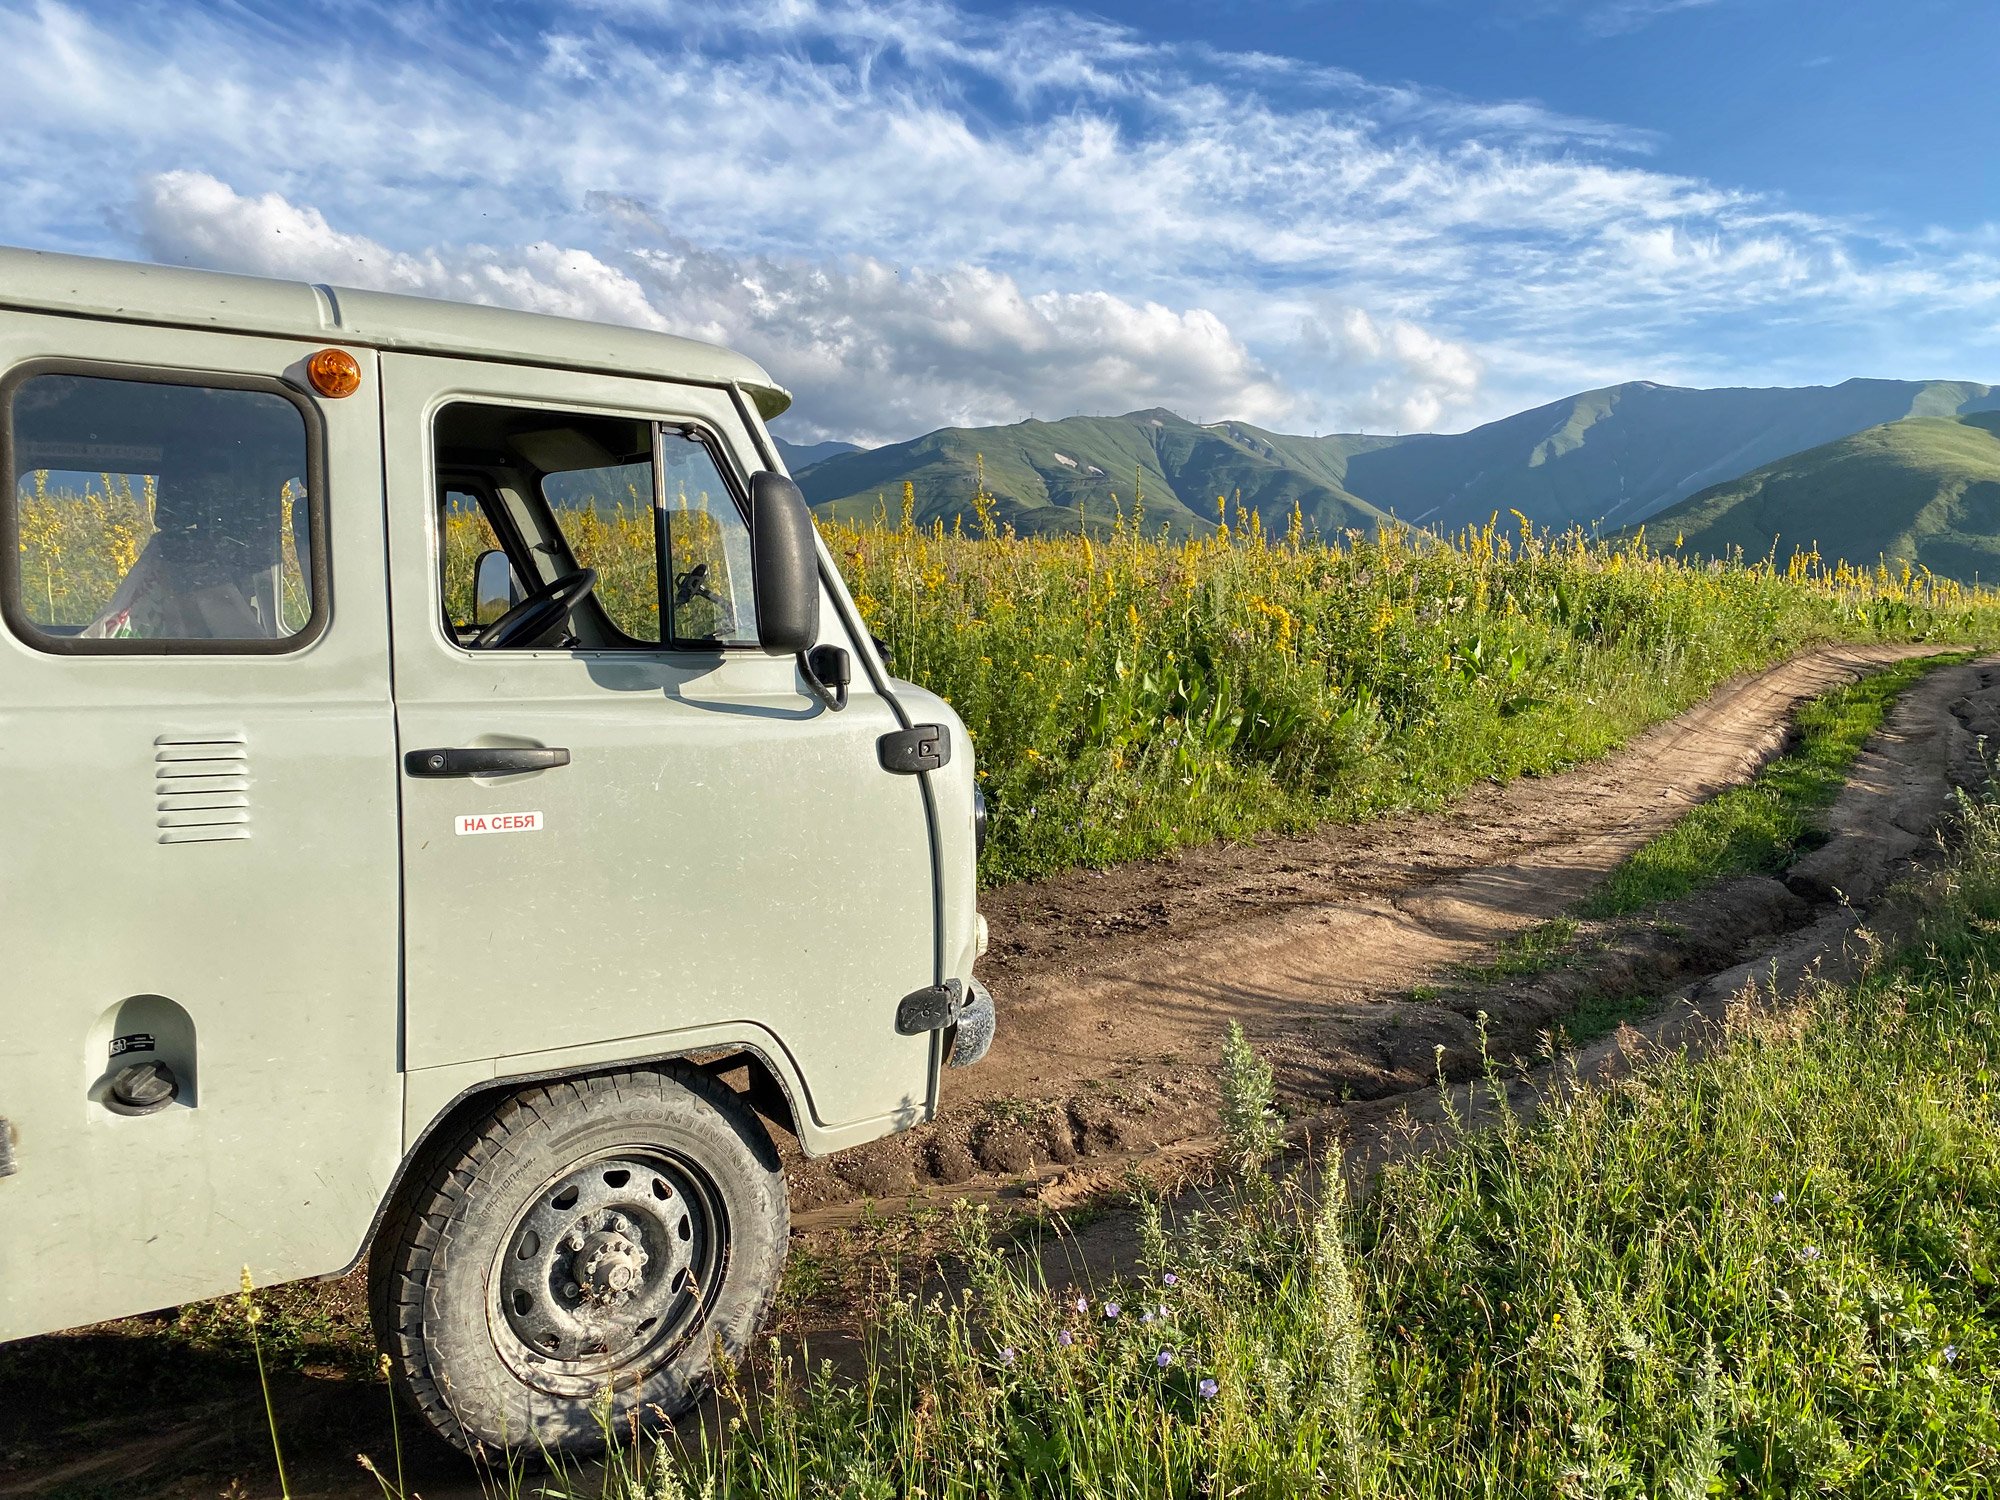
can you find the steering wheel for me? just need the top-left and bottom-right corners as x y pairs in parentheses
(475, 567), (599, 649)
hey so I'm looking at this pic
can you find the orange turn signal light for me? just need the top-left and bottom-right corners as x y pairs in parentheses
(306, 348), (361, 399)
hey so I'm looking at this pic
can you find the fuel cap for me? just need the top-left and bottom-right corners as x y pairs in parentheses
(109, 1061), (179, 1115)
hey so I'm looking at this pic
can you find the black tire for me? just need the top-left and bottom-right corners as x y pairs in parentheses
(370, 1064), (787, 1456)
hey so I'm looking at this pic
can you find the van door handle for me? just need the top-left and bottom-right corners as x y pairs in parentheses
(404, 747), (570, 777)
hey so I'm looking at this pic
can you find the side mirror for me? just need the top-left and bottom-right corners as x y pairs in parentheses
(473, 549), (520, 626)
(749, 471), (819, 656)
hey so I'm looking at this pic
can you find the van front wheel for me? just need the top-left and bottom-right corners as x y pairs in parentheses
(371, 1064), (788, 1456)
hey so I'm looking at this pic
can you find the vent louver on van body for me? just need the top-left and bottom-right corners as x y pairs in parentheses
(154, 735), (250, 844)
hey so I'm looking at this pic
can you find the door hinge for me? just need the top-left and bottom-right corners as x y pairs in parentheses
(878, 724), (950, 775)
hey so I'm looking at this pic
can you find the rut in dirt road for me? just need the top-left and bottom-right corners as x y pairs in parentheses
(788, 643), (1965, 1212)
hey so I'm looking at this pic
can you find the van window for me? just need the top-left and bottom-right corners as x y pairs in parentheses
(659, 430), (757, 649)
(542, 457), (662, 643)
(6, 372), (316, 648)
(432, 401), (756, 650)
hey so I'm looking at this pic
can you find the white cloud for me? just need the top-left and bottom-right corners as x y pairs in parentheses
(1584, 0), (1725, 35)
(1287, 304), (1486, 432)
(140, 172), (670, 330)
(141, 172), (1299, 443)
(625, 251), (1298, 440)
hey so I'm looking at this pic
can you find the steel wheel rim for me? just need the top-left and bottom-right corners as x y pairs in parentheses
(487, 1146), (726, 1395)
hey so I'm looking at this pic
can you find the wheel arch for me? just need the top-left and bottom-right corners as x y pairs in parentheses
(332, 1042), (805, 1282)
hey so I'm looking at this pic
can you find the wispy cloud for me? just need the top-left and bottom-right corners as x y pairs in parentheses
(1519, 0), (1730, 38)
(1, 0), (1995, 439)
(1589, 0), (1725, 37)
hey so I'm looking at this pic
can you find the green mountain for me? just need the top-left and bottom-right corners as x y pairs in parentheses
(1324, 378), (2000, 530)
(796, 408), (1387, 538)
(1645, 411), (2000, 582)
(792, 379), (2000, 539)
(775, 437), (862, 469)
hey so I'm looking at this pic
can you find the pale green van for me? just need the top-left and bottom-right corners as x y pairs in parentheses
(0, 247), (993, 1454)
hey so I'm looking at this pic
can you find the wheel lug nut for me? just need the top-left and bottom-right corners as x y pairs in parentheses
(563, 1281), (580, 1299)
(608, 1214), (628, 1234)
(564, 1231), (585, 1251)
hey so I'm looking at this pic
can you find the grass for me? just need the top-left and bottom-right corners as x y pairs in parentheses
(1558, 989), (1656, 1048)
(19, 475), (2000, 1492)
(1434, 655), (1961, 1042)
(830, 507), (2000, 886)
(1453, 916), (1586, 986)
(547, 789), (2000, 1498)
(15, 471), (312, 633)
(1582, 653), (1962, 916)
(14, 637), (1991, 1500)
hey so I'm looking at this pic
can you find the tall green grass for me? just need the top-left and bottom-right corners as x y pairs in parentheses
(563, 792), (2000, 1498)
(827, 509), (2000, 884)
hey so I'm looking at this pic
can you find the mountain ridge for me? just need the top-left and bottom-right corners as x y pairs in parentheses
(795, 408), (1388, 538)
(788, 377), (2000, 541)
(774, 437), (863, 470)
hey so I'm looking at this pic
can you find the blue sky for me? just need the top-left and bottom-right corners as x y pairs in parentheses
(1058, 0), (1999, 228)
(1, 0), (1995, 444)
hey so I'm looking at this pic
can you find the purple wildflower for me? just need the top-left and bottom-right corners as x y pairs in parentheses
(1075, 1296), (1089, 1314)
(1198, 1378), (1219, 1399)
(1141, 1311), (1154, 1324)
(1103, 1302), (1121, 1320)
(1162, 1273), (1179, 1287)
(1156, 1350), (1173, 1368)
(1059, 1330), (1074, 1347)
(1771, 1191), (1785, 1205)
(1000, 1347), (1017, 1365)
(1944, 1345), (1959, 1364)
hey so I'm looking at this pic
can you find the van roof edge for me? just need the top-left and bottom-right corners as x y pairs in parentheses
(0, 245), (793, 421)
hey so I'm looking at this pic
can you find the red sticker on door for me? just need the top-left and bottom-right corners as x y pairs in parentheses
(456, 811), (544, 836)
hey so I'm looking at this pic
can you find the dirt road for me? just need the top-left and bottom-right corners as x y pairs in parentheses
(787, 643), (1988, 1215)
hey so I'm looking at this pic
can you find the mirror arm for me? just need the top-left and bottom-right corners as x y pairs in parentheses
(799, 644), (850, 712)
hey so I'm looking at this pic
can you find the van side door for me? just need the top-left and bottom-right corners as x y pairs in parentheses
(0, 321), (401, 1339)
(382, 357), (937, 1141)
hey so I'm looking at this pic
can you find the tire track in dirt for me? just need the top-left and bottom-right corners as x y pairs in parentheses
(1326, 650), (2000, 1185)
(788, 643), (1951, 1212)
